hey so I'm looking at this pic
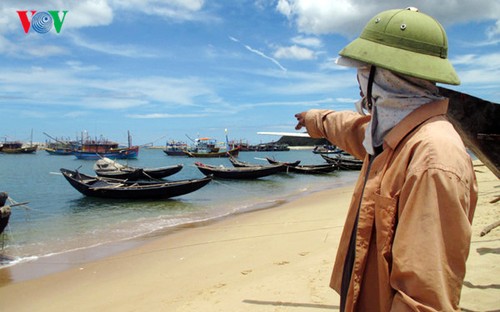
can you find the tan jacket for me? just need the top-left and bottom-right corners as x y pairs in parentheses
(303, 99), (477, 311)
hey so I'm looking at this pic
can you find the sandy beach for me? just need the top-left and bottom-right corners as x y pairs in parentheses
(0, 161), (498, 311)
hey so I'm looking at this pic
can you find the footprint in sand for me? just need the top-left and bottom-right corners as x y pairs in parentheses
(241, 269), (253, 275)
(274, 261), (290, 266)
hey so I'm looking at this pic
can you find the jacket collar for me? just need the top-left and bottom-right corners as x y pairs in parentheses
(383, 98), (449, 150)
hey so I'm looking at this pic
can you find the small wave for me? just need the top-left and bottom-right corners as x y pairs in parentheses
(0, 255), (38, 269)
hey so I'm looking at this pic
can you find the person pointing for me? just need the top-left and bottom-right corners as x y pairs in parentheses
(295, 8), (477, 311)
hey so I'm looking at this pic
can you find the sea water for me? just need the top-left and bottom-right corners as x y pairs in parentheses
(0, 148), (359, 271)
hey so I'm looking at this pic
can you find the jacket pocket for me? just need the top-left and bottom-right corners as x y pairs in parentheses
(373, 191), (399, 257)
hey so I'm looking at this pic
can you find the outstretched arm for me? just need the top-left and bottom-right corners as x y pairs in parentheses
(294, 109), (370, 160)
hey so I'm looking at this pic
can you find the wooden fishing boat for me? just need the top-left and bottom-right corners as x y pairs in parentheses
(0, 141), (37, 154)
(184, 147), (240, 158)
(228, 155), (264, 168)
(321, 154), (363, 171)
(93, 158), (183, 180)
(265, 157), (301, 167)
(60, 169), (211, 199)
(1, 130), (38, 154)
(265, 157), (337, 174)
(194, 162), (285, 179)
(141, 165), (184, 179)
(287, 163), (338, 174)
(439, 87), (500, 178)
(228, 155), (293, 173)
(94, 167), (145, 180)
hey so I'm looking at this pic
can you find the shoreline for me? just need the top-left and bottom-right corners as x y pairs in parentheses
(0, 177), (351, 285)
(0, 161), (498, 311)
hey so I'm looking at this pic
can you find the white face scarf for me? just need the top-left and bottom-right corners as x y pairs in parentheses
(356, 67), (443, 155)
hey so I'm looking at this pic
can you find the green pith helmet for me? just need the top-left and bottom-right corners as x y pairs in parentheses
(339, 7), (460, 85)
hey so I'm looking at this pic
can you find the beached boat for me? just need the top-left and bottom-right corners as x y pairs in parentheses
(0, 192), (10, 234)
(0, 141), (38, 154)
(266, 157), (337, 174)
(60, 169), (211, 199)
(93, 157), (183, 180)
(194, 162), (285, 179)
(321, 154), (363, 171)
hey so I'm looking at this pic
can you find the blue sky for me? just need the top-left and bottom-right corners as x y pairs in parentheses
(1, 0), (499, 146)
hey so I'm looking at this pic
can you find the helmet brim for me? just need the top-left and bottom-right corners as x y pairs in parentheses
(340, 37), (460, 85)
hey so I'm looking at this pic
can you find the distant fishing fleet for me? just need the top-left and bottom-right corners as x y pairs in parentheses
(1, 130), (293, 159)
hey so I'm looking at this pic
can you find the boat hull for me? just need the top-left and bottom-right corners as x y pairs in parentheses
(195, 162), (285, 179)
(266, 157), (337, 174)
(321, 154), (363, 171)
(1, 146), (38, 154)
(45, 148), (74, 155)
(95, 164), (184, 180)
(184, 147), (240, 158)
(74, 146), (139, 160)
(163, 150), (187, 156)
(60, 169), (211, 199)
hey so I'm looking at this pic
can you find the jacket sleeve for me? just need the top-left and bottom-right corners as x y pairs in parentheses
(303, 109), (370, 160)
(390, 166), (476, 311)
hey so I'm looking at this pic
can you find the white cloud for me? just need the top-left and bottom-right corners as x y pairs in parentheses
(451, 54), (477, 66)
(452, 52), (500, 99)
(240, 97), (334, 109)
(70, 33), (159, 58)
(273, 45), (315, 60)
(111, 0), (204, 12)
(68, 0), (114, 29)
(291, 36), (322, 48)
(276, 0), (292, 18)
(275, 0), (500, 37)
(0, 66), (225, 111)
(487, 20), (500, 39)
(110, 0), (210, 22)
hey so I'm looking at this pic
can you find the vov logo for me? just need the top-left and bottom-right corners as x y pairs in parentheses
(17, 11), (68, 34)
